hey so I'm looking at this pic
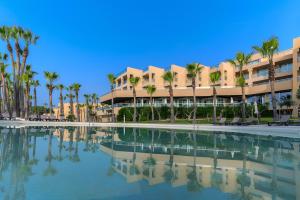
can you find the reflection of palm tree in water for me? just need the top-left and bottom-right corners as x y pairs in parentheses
(236, 137), (251, 200)
(271, 141), (278, 200)
(68, 128), (75, 160)
(72, 128), (80, 162)
(130, 128), (139, 175)
(187, 130), (202, 192)
(57, 129), (64, 161)
(107, 128), (116, 176)
(211, 132), (222, 189)
(163, 130), (176, 184)
(44, 131), (57, 176)
(143, 129), (157, 178)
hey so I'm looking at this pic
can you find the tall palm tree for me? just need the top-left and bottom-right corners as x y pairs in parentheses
(20, 30), (39, 77)
(129, 76), (140, 122)
(72, 83), (81, 121)
(162, 71), (175, 123)
(4, 73), (13, 118)
(227, 52), (252, 121)
(209, 71), (221, 124)
(253, 37), (279, 120)
(107, 74), (116, 122)
(11, 26), (24, 117)
(84, 94), (91, 122)
(56, 84), (65, 119)
(146, 85), (156, 121)
(186, 63), (202, 124)
(91, 93), (97, 106)
(32, 80), (39, 115)
(0, 26), (18, 116)
(0, 53), (8, 115)
(44, 71), (59, 117)
(66, 85), (75, 116)
(22, 65), (36, 119)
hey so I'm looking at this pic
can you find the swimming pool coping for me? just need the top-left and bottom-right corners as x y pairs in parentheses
(0, 120), (299, 138)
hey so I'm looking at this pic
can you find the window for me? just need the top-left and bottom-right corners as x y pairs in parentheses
(243, 73), (249, 80)
(256, 68), (268, 77)
(224, 70), (227, 80)
(276, 63), (292, 73)
(248, 59), (260, 66)
(297, 51), (300, 62)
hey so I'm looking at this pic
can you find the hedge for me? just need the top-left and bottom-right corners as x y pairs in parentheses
(116, 103), (270, 122)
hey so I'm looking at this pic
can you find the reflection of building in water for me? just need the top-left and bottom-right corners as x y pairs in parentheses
(99, 131), (300, 200)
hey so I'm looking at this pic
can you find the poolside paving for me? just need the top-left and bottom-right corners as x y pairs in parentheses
(0, 120), (299, 138)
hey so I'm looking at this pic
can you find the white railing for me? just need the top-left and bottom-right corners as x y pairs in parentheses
(98, 102), (245, 110)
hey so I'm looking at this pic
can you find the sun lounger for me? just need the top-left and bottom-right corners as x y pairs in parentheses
(241, 117), (258, 125)
(226, 117), (241, 125)
(268, 115), (290, 126)
(216, 118), (226, 125)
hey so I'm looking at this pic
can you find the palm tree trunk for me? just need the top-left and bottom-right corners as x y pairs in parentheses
(76, 95), (80, 122)
(150, 95), (154, 121)
(49, 90), (53, 117)
(269, 62), (278, 120)
(170, 86), (174, 123)
(192, 80), (196, 124)
(133, 87), (137, 122)
(111, 88), (115, 122)
(213, 87), (217, 124)
(34, 87), (37, 115)
(24, 84), (29, 120)
(59, 90), (64, 119)
(242, 86), (246, 121)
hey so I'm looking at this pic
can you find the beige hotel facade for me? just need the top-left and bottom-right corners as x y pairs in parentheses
(100, 37), (300, 117)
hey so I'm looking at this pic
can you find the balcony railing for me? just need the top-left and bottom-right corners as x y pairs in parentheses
(99, 102), (244, 110)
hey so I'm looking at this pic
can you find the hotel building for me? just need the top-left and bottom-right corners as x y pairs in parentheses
(100, 37), (300, 117)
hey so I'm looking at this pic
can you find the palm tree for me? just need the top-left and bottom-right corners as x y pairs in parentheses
(0, 53), (8, 115)
(22, 65), (36, 119)
(32, 80), (39, 115)
(20, 30), (39, 77)
(44, 71), (59, 117)
(84, 94), (91, 122)
(162, 71), (175, 123)
(227, 52), (252, 121)
(57, 84), (65, 119)
(253, 37), (279, 120)
(146, 85), (156, 121)
(91, 93), (97, 106)
(4, 73), (13, 118)
(11, 26), (24, 117)
(129, 76), (140, 122)
(72, 83), (81, 122)
(107, 74), (116, 122)
(66, 85), (75, 116)
(209, 71), (221, 124)
(0, 26), (18, 116)
(186, 63), (202, 124)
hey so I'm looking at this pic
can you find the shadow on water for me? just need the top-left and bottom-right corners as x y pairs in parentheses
(0, 126), (299, 200)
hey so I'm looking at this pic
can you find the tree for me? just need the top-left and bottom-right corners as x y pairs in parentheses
(66, 85), (75, 116)
(129, 76), (140, 122)
(32, 80), (39, 115)
(227, 52), (252, 122)
(253, 37), (279, 120)
(44, 71), (59, 117)
(84, 94), (91, 122)
(56, 84), (65, 119)
(22, 65), (36, 119)
(0, 53), (8, 116)
(186, 63), (202, 124)
(210, 71), (221, 124)
(107, 74), (116, 122)
(146, 85), (156, 121)
(72, 83), (81, 122)
(162, 71), (175, 123)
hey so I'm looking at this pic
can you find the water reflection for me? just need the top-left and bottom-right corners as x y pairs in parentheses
(0, 126), (299, 200)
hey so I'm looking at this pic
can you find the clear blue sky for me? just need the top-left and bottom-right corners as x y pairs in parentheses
(0, 0), (300, 105)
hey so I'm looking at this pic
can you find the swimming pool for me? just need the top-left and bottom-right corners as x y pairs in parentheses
(0, 127), (299, 200)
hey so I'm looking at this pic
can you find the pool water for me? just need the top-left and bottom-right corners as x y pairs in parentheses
(0, 127), (299, 200)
